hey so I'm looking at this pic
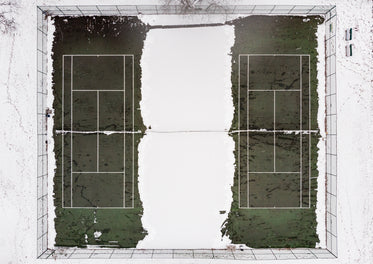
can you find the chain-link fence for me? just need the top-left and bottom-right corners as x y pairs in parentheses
(37, 4), (337, 259)
(324, 6), (337, 257)
(36, 6), (48, 258)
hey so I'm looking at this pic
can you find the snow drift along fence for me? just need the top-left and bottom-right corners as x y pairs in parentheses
(36, 4), (337, 260)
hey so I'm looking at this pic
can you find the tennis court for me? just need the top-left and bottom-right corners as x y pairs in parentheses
(238, 54), (312, 209)
(60, 54), (136, 208)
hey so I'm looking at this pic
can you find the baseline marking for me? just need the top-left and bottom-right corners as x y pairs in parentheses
(249, 89), (301, 92)
(72, 90), (124, 92)
(72, 172), (124, 174)
(63, 54), (133, 57)
(241, 54), (311, 57)
(249, 172), (301, 174)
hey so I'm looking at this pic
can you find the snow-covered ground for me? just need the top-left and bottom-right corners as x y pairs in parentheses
(0, 0), (372, 263)
(138, 25), (234, 248)
(316, 22), (326, 249)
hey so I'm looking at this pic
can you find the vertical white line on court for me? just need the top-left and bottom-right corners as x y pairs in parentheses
(300, 56), (303, 207)
(273, 90), (276, 172)
(238, 55), (241, 208)
(247, 55), (250, 208)
(308, 55), (311, 207)
(70, 56), (73, 207)
(97, 91), (99, 172)
(132, 55), (135, 208)
(123, 55), (126, 208)
(62, 56), (64, 207)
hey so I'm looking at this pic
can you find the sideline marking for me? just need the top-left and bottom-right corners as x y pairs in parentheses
(61, 55), (64, 207)
(123, 56), (126, 208)
(97, 91), (99, 172)
(70, 56), (73, 207)
(132, 54), (135, 208)
(273, 90), (276, 172)
(308, 55), (311, 208)
(300, 56), (302, 207)
(247, 55), (250, 206)
(238, 55), (241, 208)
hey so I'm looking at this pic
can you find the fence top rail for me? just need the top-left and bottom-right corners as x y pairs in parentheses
(38, 4), (335, 15)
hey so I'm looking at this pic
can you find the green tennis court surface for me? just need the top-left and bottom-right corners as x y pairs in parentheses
(238, 54), (311, 208)
(61, 55), (135, 208)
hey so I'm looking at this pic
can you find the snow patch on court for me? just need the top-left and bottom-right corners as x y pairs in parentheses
(94, 231), (102, 239)
(138, 24), (235, 248)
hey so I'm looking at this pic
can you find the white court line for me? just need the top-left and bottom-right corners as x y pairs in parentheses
(273, 90), (276, 172)
(242, 54), (311, 56)
(308, 55), (311, 208)
(238, 55), (241, 208)
(249, 89), (301, 92)
(300, 56), (303, 207)
(63, 207), (132, 209)
(248, 172), (301, 174)
(72, 90), (124, 92)
(123, 56), (126, 208)
(63, 54), (133, 57)
(61, 55), (64, 207)
(244, 207), (310, 210)
(70, 56), (73, 207)
(97, 91), (99, 172)
(247, 55), (250, 206)
(72, 172), (124, 174)
(132, 55), (135, 208)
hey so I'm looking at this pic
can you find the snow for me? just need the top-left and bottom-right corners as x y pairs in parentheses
(0, 0), (372, 263)
(46, 15), (57, 251)
(137, 25), (235, 248)
(93, 231), (102, 239)
(315, 22), (326, 249)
